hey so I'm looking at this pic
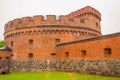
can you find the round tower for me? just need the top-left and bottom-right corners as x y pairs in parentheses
(4, 6), (102, 60)
(67, 6), (101, 35)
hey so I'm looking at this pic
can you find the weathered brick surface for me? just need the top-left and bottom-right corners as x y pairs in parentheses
(0, 6), (120, 77)
(3, 6), (101, 60)
(57, 33), (120, 59)
(0, 51), (10, 60)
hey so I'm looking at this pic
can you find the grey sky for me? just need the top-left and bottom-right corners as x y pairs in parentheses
(0, 0), (120, 40)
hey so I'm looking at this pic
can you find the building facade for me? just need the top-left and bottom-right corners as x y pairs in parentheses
(0, 6), (120, 76)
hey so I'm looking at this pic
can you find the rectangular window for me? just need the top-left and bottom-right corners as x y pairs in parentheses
(104, 48), (111, 55)
(29, 39), (33, 44)
(51, 53), (56, 57)
(65, 52), (69, 58)
(81, 50), (86, 56)
(55, 39), (60, 43)
(28, 53), (33, 58)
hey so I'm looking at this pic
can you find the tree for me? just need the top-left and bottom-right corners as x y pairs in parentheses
(0, 40), (5, 48)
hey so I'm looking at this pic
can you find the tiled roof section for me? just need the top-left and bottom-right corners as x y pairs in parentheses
(0, 46), (11, 51)
(57, 32), (120, 46)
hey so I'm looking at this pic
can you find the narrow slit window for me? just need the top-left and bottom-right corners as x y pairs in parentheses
(0, 57), (2, 60)
(11, 41), (13, 46)
(96, 22), (98, 27)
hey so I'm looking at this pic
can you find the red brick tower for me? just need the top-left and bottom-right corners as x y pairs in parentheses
(4, 6), (101, 60)
(67, 6), (101, 34)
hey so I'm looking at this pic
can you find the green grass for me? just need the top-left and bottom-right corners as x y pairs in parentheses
(0, 72), (120, 80)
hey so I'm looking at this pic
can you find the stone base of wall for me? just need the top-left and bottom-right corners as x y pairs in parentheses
(0, 60), (10, 74)
(10, 60), (58, 72)
(58, 59), (120, 76)
(0, 59), (120, 76)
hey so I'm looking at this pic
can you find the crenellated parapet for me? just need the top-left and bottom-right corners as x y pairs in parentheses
(4, 6), (102, 36)
(67, 6), (101, 21)
(5, 18), (101, 34)
(4, 15), (85, 32)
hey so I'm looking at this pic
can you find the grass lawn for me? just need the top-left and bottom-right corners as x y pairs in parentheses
(0, 72), (120, 80)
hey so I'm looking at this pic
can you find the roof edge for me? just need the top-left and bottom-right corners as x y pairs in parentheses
(0, 46), (11, 51)
(57, 32), (120, 46)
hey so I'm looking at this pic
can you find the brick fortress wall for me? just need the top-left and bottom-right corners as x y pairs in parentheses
(57, 33), (120, 59)
(0, 6), (120, 76)
(4, 6), (101, 60)
(0, 33), (120, 76)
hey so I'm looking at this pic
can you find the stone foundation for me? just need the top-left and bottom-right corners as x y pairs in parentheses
(0, 59), (120, 76)
(58, 59), (120, 76)
(0, 60), (10, 74)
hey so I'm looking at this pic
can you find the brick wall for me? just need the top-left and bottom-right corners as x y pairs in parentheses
(4, 6), (101, 60)
(57, 33), (120, 59)
(0, 50), (11, 60)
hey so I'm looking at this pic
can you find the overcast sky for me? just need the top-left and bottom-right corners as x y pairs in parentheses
(0, 0), (120, 40)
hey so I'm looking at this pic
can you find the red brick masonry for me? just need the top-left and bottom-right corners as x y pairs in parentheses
(0, 6), (119, 60)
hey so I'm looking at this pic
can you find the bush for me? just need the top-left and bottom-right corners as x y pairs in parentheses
(0, 40), (5, 48)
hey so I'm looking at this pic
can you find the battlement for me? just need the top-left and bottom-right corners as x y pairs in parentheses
(4, 6), (101, 33)
(67, 6), (101, 20)
(4, 15), (84, 32)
